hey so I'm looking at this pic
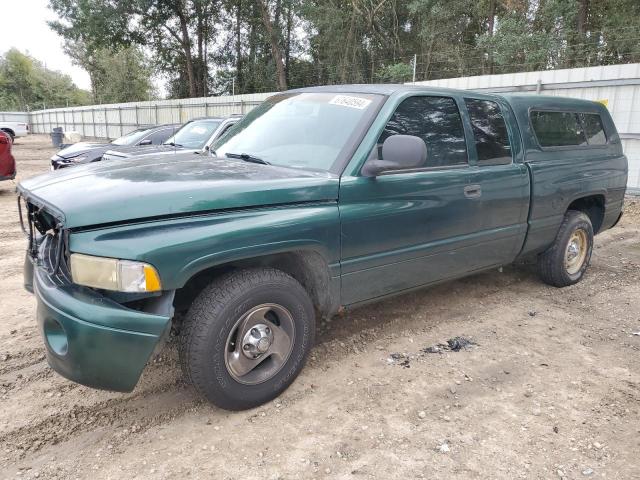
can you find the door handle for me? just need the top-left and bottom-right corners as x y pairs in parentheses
(464, 184), (482, 199)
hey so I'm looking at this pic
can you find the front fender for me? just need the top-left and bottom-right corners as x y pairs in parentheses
(68, 203), (341, 290)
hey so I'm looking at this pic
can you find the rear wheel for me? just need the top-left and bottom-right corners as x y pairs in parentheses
(179, 268), (315, 410)
(537, 210), (594, 287)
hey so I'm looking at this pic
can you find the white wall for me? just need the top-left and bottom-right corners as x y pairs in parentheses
(28, 92), (274, 139)
(0, 112), (30, 123)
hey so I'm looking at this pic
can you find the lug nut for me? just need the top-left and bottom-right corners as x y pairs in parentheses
(251, 328), (259, 337)
(243, 344), (251, 350)
(265, 327), (270, 334)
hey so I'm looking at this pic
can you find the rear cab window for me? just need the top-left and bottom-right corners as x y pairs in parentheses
(464, 98), (512, 165)
(530, 110), (608, 148)
(580, 113), (607, 145)
(378, 95), (468, 168)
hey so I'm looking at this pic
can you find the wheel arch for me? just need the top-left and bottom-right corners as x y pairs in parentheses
(1, 128), (15, 137)
(566, 193), (605, 234)
(173, 249), (338, 319)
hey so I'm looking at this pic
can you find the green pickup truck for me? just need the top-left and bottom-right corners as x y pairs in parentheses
(18, 85), (627, 410)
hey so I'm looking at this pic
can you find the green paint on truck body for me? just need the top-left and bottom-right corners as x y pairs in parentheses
(18, 85), (627, 392)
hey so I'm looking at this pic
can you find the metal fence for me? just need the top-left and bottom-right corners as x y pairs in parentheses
(0, 111), (30, 123)
(27, 92), (273, 139)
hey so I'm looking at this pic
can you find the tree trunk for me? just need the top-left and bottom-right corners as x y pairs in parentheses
(285, 1), (292, 85)
(341, 7), (357, 83)
(176, 4), (197, 97)
(197, 5), (204, 96)
(248, 3), (257, 93)
(257, 0), (287, 90)
(487, 0), (496, 74)
(577, 0), (589, 34)
(236, 0), (243, 94)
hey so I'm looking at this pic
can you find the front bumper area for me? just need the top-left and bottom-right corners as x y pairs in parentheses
(31, 257), (173, 392)
(50, 155), (74, 170)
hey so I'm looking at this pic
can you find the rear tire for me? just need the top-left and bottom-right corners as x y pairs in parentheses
(537, 210), (594, 287)
(178, 268), (315, 410)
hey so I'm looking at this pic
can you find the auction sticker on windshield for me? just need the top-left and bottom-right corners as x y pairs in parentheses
(329, 95), (372, 110)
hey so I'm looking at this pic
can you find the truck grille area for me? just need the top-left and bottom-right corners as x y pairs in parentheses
(39, 234), (72, 286)
(18, 196), (70, 285)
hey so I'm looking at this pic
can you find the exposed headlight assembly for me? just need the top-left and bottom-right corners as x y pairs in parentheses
(69, 253), (162, 292)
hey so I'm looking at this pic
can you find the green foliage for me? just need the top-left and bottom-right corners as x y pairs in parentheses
(0, 48), (91, 111)
(92, 47), (157, 103)
(376, 63), (414, 84)
(45, 0), (640, 99)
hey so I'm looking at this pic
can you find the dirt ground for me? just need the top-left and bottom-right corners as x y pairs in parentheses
(1, 135), (639, 480)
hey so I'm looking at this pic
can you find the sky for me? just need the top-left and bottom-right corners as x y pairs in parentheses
(1, 0), (91, 90)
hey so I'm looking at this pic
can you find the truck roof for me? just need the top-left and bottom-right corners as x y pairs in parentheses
(499, 93), (607, 112)
(290, 84), (606, 111)
(291, 84), (466, 96)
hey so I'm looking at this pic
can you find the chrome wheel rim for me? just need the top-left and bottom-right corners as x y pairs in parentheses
(565, 228), (588, 275)
(224, 303), (295, 385)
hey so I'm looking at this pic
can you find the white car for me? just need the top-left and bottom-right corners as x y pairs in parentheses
(0, 121), (29, 142)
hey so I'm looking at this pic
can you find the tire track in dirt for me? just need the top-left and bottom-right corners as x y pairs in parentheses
(0, 347), (46, 376)
(0, 370), (189, 459)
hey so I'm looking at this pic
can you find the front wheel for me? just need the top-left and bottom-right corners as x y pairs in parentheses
(537, 210), (594, 287)
(179, 268), (315, 410)
(2, 131), (14, 143)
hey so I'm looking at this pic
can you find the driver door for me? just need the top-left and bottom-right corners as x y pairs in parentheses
(338, 95), (481, 305)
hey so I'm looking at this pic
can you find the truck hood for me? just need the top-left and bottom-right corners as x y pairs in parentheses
(18, 154), (339, 229)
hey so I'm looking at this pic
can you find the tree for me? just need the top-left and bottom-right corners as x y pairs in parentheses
(376, 63), (413, 83)
(0, 49), (90, 111)
(46, 0), (640, 99)
(257, 0), (287, 90)
(49, 0), (219, 98)
(92, 47), (157, 103)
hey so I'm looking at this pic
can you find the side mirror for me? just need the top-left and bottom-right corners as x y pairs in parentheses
(361, 135), (427, 177)
(139, 139), (152, 146)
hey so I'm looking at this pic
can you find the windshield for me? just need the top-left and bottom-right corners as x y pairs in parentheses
(212, 92), (382, 172)
(112, 128), (151, 146)
(164, 119), (222, 149)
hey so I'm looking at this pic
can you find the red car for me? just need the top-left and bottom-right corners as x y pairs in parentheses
(0, 131), (16, 182)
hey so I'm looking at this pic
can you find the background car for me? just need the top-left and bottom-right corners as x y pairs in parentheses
(0, 121), (29, 142)
(50, 124), (179, 170)
(101, 116), (240, 162)
(0, 131), (16, 182)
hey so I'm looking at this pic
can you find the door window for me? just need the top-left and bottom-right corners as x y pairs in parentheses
(464, 98), (512, 165)
(378, 96), (468, 168)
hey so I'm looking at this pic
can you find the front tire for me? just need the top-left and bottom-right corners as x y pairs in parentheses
(2, 130), (14, 143)
(179, 268), (315, 410)
(537, 210), (594, 287)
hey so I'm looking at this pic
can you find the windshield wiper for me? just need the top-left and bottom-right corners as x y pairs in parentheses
(164, 142), (183, 147)
(225, 152), (270, 165)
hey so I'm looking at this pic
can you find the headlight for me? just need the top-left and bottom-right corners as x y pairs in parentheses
(70, 155), (88, 163)
(69, 253), (162, 292)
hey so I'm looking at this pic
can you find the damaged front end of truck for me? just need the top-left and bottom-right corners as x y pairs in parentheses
(17, 190), (175, 392)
